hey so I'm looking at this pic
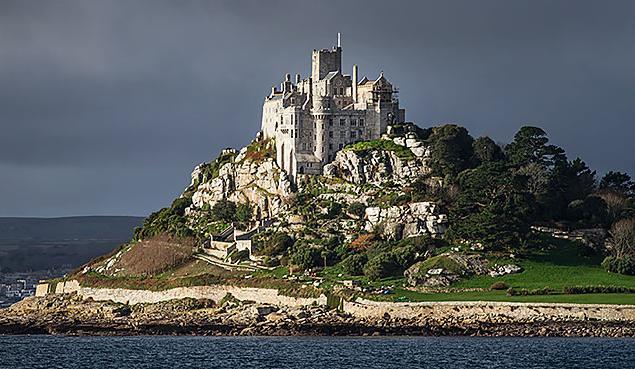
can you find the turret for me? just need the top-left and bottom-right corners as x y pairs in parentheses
(352, 64), (358, 103)
(311, 36), (342, 81)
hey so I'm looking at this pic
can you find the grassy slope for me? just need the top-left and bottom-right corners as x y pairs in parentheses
(315, 237), (635, 304)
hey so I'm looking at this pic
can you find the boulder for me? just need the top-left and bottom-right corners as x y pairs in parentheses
(489, 264), (523, 277)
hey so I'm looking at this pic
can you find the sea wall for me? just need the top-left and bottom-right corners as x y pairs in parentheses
(344, 298), (635, 322)
(36, 280), (326, 307)
(34, 281), (635, 322)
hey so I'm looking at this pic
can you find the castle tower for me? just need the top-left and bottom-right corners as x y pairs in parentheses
(260, 37), (405, 181)
(311, 44), (341, 81)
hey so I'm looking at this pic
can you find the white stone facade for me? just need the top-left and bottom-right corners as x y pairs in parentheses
(261, 39), (405, 181)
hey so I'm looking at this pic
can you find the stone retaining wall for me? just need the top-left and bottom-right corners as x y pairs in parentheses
(344, 298), (635, 322)
(35, 281), (635, 322)
(36, 280), (326, 307)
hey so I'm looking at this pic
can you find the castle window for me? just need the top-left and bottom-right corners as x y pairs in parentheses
(351, 131), (357, 139)
(340, 131), (346, 139)
(302, 143), (306, 150)
(351, 119), (357, 126)
(340, 118), (346, 126)
(328, 117), (333, 126)
(329, 131), (333, 138)
(338, 143), (344, 149)
(359, 118), (365, 126)
(329, 143), (333, 150)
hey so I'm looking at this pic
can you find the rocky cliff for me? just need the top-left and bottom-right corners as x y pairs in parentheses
(186, 140), (293, 221)
(323, 133), (431, 185)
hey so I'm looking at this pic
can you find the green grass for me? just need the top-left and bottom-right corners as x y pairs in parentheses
(454, 238), (635, 291)
(345, 139), (414, 160)
(379, 289), (635, 305)
(319, 237), (635, 304)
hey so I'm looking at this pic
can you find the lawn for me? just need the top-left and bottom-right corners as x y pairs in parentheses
(380, 289), (635, 305)
(454, 238), (635, 291)
(320, 237), (635, 304)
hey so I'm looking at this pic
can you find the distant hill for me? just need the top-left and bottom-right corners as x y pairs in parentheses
(0, 216), (144, 273)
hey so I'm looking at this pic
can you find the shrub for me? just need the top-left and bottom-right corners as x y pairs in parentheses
(506, 287), (554, 296)
(347, 202), (367, 219)
(363, 252), (399, 280)
(290, 245), (321, 270)
(134, 204), (193, 240)
(349, 233), (376, 251)
(211, 199), (237, 222)
(602, 256), (635, 276)
(257, 233), (294, 257)
(490, 281), (509, 290)
(345, 139), (414, 160)
(340, 254), (367, 276)
(235, 203), (253, 223)
(563, 285), (635, 294)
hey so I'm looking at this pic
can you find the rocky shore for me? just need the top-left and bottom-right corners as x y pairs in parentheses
(1, 294), (634, 337)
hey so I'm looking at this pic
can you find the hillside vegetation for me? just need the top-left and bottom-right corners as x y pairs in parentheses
(78, 123), (635, 304)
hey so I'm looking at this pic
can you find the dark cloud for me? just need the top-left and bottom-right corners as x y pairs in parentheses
(1, 0), (634, 216)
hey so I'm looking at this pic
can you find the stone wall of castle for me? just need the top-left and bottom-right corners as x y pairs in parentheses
(36, 281), (635, 323)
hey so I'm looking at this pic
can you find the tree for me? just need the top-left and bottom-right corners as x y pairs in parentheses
(597, 191), (633, 223)
(602, 218), (635, 275)
(170, 197), (192, 216)
(258, 233), (294, 256)
(473, 136), (504, 164)
(211, 199), (237, 222)
(600, 171), (635, 197)
(566, 196), (607, 226)
(608, 218), (635, 260)
(340, 254), (367, 276)
(235, 203), (253, 223)
(347, 202), (366, 219)
(363, 252), (400, 280)
(290, 245), (321, 270)
(447, 162), (534, 250)
(427, 124), (475, 177)
(505, 126), (565, 168)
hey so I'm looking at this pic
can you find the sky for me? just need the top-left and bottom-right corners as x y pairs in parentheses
(1, 0), (634, 217)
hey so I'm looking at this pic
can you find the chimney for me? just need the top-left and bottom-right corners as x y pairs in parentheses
(295, 73), (301, 84)
(352, 64), (358, 103)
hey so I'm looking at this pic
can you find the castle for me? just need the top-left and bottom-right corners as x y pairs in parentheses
(260, 35), (406, 180)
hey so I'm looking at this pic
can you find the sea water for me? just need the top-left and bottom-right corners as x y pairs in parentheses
(0, 336), (633, 368)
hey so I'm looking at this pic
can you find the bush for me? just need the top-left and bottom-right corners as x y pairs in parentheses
(363, 252), (400, 280)
(602, 256), (635, 276)
(490, 281), (509, 290)
(506, 287), (554, 296)
(345, 139), (414, 160)
(211, 199), (237, 222)
(347, 202), (366, 219)
(563, 285), (635, 294)
(257, 233), (294, 257)
(340, 254), (367, 276)
(235, 203), (253, 223)
(290, 245), (321, 270)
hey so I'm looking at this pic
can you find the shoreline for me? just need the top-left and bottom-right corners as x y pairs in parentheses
(1, 294), (634, 337)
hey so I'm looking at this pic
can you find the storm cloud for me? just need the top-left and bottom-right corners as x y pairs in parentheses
(1, 0), (634, 216)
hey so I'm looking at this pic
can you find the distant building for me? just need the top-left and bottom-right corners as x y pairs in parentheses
(261, 34), (405, 180)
